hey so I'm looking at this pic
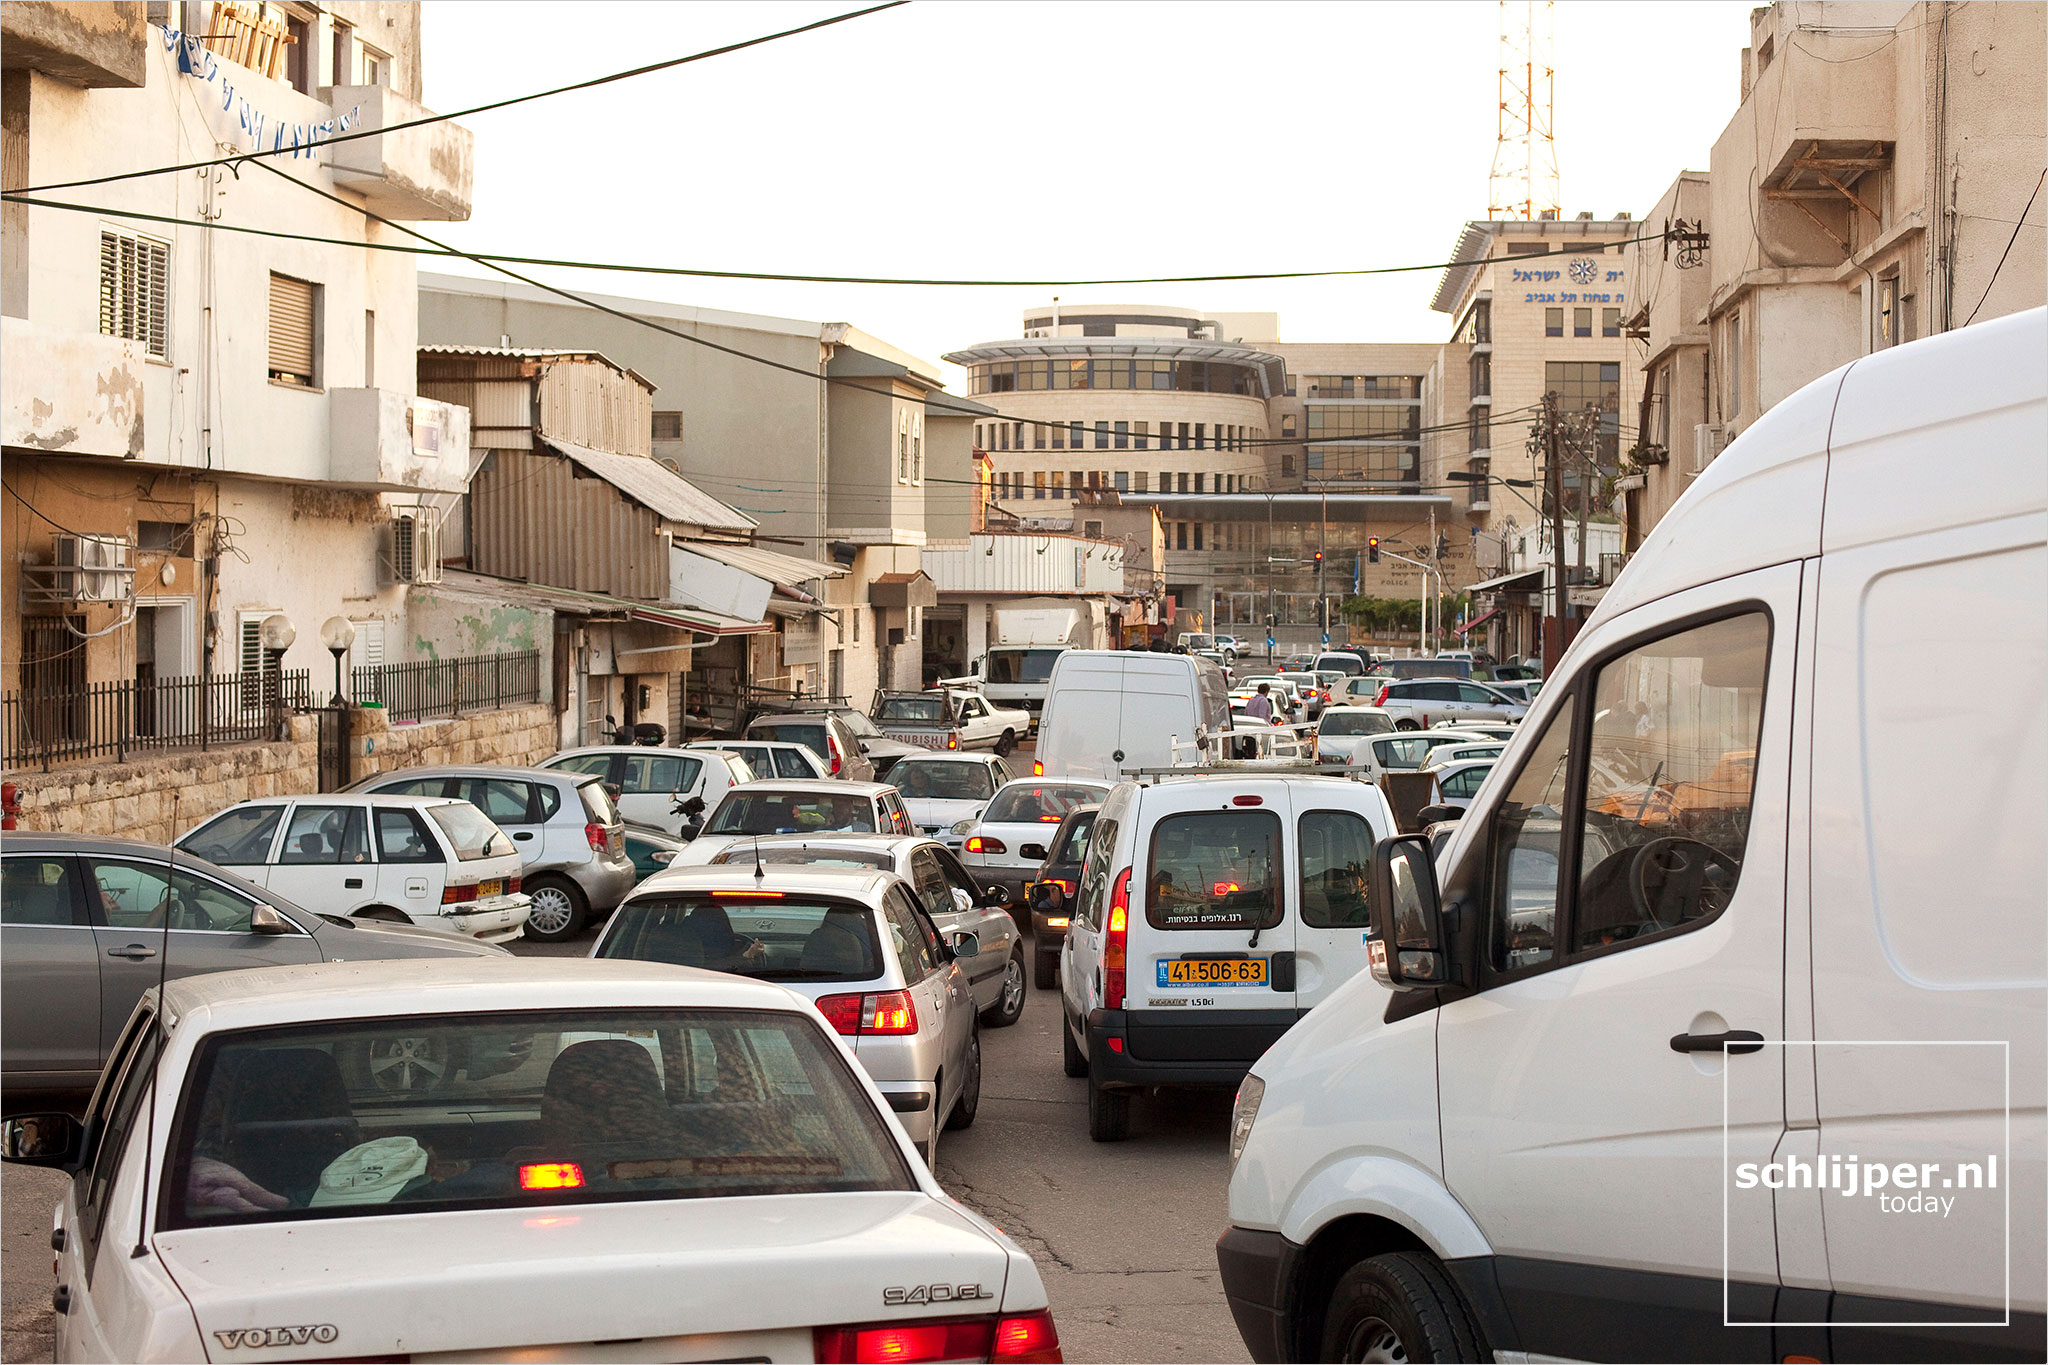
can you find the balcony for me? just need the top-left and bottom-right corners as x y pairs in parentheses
(328, 389), (472, 493)
(326, 84), (474, 222)
(1, 2), (146, 88)
(0, 316), (145, 459)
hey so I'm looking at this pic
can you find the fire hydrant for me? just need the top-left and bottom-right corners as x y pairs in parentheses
(1, 782), (19, 830)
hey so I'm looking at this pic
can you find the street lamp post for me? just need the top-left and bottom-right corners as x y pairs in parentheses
(259, 613), (296, 740)
(320, 616), (356, 704)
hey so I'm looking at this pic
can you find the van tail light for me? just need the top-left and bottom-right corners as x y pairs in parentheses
(814, 990), (918, 1037)
(994, 1310), (1063, 1362)
(1032, 760), (1043, 776)
(966, 835), (1006, 854)
(814, 1314), (1059, 1365)
(1373, 685), (1390, 707)
(584, 821), (607, 853)
(828, 733), (845, 776)
(1103, 867), (1131, 1011)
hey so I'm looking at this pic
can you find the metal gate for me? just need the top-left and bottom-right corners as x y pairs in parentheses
(315, 705), (352, 792)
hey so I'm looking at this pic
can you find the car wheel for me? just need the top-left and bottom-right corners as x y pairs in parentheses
(1086, 1068), (1130, 1142)
(981, 950), (1027, 1028)
(1034, 953), (1059, 991)
(1394, 718), (1420, 732)
(354, 906), (410, 925)
(945, 1030), (981, 1131)
(522, 876), (588, 941)
(1319, 1252), (1486, 1363)
(1061, 1011), (1088, 1078)
(360, 1031), (458, 1094)
(994, 729), (1017, 757)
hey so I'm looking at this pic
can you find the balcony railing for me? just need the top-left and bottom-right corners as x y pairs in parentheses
(350, 651), (541, 724)
(3, 669), (313, 772)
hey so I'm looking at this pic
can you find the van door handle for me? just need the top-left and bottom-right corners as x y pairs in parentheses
(1670, 1029), (1765, 1055)
(107, 945), (157, 960)
(514, 832), (534, 841)
(344, 878), (363, 889)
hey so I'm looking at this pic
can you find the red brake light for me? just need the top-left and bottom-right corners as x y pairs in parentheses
(584, 821), (606, 852)
(946, 732), (961, 751)
(815, 993), (863, 1036)
(1104, 868), (1130, 1010)
(517, 1162), (584, 1190)
(828, 733), (844, 776)
(1049, 879), (1075, 895)
(1232, 794), (1264, 806)
(994, 1310), (1063, 1362)
(1373, 685), (1390, 707)
(863, 990), (918, 1035)
(441, 883), (477, 904)
(711, 889), (785, 898)
(966, 835), (1006, 854)
(509, 877), (521, 895)
(1032, 760), (1043, 776)
(814, 1319), (1006, 1364)
(1212, 881), (1240, 896)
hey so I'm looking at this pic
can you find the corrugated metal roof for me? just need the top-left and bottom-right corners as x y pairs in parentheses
(679, 539), (846, 586)
(540, 437), (755, 533)
(432, 570), (768, 635)
(418, 345), (656, 392)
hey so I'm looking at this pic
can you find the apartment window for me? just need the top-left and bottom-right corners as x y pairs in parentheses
(1281, 414), (1297, 439)
(1176, 523), (1188, 550)
(912, 416), (924, 485)
(1070, 421), (1084, 450)
(1878, 274), (1900, 348)
(363, 309), (375, 386)
(1178, 422), (1190, 449)
(1284, 373), (1298, 397)
(1545, 307), (1563, 338)
(898, 413), (911, 482)
(1194, 473), (1206, 494)
(1193, 524), (1205, 551)
(1281, 453), (1296, 478)
(1114, 420), (1129, 450)
(1305, 447), (1326, 474)
(1573, 307), (1592, 338)
(1177, 472), (1189, 494)
(998, 424), (1009, 452)
(1050, 422), (1065, 450)
(1726, 315), (1743, 416)
(1113, 471), (1129, 492)
(99, 231), (170, 360)
(1070, 469), (1084, 496)
(1051, 471), (1067, 499)
(1546, 360), (1622, 465)
(1094, 421), (1109, 451)
(1470, 350), (1491, 398)
(285, 11), (311, 93)
(1033, 472), (1046, 500)
(267, 272), (318, 387)
(652, 412), (683, 441)
(1158, 469), (1170, 490)
(362, 46), (387, 87)
(1134, 420), (1149, 450)
(1601, 307), (1621, 338)
(331, 20), (351, 84)
(1133, 471), (1148, 493)
(1194, 423), (1207, 450)
(1033, 422), (1046, 450)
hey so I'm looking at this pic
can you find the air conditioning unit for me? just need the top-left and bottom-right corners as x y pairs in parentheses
(383, 509), (442, 586)
(1693, 423), (1729, 472)
(48, 533), (135, 603)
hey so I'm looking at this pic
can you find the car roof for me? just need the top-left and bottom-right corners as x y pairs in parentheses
(724, 778), (895, 796)
(710, 832), (929, 857)
(628, 862), (900, 900)
(683, 738), (809, 749)
(156, 957), (810, 1028)
(890, 751), (1000, 765)
(749, 713), (849, 725)
(210, 793), (468, 811)
(993, 776), (1111, 792)
(353, 764), (594, 786)
(549, 745), (738, 759)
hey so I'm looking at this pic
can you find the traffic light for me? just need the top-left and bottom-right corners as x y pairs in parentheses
(1312, 550), (1323, 566)
(1367, 536), (1381, 564)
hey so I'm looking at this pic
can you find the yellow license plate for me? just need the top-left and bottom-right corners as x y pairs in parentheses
(476, 879), (504, 898)
(1158, 957), (1267, 987)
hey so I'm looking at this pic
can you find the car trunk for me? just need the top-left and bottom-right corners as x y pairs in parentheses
(157, 1191), (1015, 1360)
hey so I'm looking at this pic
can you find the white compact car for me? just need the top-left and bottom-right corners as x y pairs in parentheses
(1418, 756), (1497, 811)
(1309, 706), (1397, 765)
(539, 746), (758, 837)
(177, 795), (530, 943)
(959, 778), (1115, 900)
(595, 865), (985, 1165)
(680, 738), (831, 782)
(672, 781), (914, 867)
(888, 752), (1014, 843)
(5, 958), (1060, 1363)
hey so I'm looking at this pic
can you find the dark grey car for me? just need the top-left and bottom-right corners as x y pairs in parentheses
(1, 833), (505, 1112)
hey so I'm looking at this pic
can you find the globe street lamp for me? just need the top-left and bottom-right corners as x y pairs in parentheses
(259, 613), (296, 736)
(320, 616), (356, 705)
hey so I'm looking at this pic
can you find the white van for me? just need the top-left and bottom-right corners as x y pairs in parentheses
(1217, 310), (2047, 1362)
(1059, 774), (1397, 1141)
(1034, 651), (1233, 781)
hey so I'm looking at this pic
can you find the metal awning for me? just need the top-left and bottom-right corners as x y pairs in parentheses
(1455, 607), (1502, 635)
(679, 539), (847, 587)
(540, 438), (756, 533)
(628, 603), (772, 637)
(1464, 568), (1545, 594)
(434, 570), (768, 637)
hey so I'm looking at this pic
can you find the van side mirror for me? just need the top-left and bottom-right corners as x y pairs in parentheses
(1367, 835), (1449, 990)
(249, 903), (291, 935)
(1, 1113), (83, 1170)
(1415, 805), (1464, 827)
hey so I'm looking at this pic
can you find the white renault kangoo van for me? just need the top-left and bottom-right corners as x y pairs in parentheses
(1216, 309), (2046, 1363)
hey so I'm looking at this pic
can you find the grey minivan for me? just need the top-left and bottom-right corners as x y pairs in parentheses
(1, 833), (503, 1111)
(347, 765), (635, 941)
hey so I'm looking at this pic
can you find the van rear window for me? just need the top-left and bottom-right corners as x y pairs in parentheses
(984, 784), (1105, 824)
(1145, 810), (1282, 931)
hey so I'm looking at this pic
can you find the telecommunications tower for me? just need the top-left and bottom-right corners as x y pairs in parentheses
(1488, 0), (1561, 220)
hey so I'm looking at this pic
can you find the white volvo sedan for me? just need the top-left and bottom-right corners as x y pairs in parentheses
(5, 958), (1061, 1364)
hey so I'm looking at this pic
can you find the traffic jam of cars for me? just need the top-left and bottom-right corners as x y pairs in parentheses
(7, 317), (2046, 1365)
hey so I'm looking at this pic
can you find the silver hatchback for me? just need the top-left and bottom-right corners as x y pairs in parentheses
(591, 864), (982, 1166)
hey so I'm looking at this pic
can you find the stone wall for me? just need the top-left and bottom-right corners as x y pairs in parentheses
(5, 703), (557, 847)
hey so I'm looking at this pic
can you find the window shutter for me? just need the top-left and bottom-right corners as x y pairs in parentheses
(99, 233), (117, 336)
(268, 274), (315, 383)
(144, 240), (168, 358)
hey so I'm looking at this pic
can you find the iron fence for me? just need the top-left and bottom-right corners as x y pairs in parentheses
(2, 668), (313, 772)
(349, 650), (541, 724)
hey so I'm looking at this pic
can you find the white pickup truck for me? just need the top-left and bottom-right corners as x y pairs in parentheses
(872, 686), (1031, 756)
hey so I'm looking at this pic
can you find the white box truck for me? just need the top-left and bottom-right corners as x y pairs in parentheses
(979, 600), (1090, 732)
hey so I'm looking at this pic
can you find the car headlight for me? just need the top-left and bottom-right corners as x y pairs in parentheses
(1228, 1074), (1265, 1172)
(950, 818), (976, 835)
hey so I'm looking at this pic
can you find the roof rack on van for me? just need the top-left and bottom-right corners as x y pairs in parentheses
(1127, 762), (1364, 784)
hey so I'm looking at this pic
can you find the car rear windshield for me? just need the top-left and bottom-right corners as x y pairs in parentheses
(891, 760), (996, 801)
(706, 792), (877, 835)
(1320, 710), (1394, 737)
(709, 846), (893, 872)
(1047, 810), (1098, 865)
(181, 805), (285, 864)
(425, 803), (504, 861)
(983, 783), (1105, 824)
(751, 723), (829, 759)
(164, 1008), (911, 1229)
(601, 894), (884, 982)
(1372, 736), (1452, 770)
(1146, 809), (1283, 930)
(576, 780), (619, 826)
(984, 649), (1061, 685)
(876, 696), (945, 723)
(1316, 655), (1366, 675)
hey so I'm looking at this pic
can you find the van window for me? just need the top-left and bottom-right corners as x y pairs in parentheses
(1075, 815), (1120, 931)
(985, 649), (1062, 685)
(1145, 810), (1282, 931)
(1299, 810), (1374, 927)
(1483, 700), (1575, 973)
(1570, 613), (1768, 953)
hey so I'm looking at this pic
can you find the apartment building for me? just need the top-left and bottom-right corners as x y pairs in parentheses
(2, 0), (474, 762)
(1622, 0), (2046, 546)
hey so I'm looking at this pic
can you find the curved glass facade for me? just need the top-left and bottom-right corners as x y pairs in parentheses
(969, 357), (1261, 396)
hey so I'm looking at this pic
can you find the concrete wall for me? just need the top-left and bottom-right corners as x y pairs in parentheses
(0, 2), (146, 89)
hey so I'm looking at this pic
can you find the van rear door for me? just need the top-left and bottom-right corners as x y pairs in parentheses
(1290, 790), (1388, 1012)
(1038, 655), (1127, 781)
(1126, 782), (1296, 1066)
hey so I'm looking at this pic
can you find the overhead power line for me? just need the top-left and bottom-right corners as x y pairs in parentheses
(14, 1), (909, 197)
(1, 191), (1670, 288)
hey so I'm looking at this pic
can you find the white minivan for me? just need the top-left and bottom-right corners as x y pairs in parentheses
(1059, 773), (1397, 1141)
(1034, 650), (1234, 781)
(1217, 310), (2046, 1363)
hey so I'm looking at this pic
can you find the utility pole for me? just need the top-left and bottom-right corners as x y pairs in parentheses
(1544, 391), (1568, 676)
(1264, 491), (1276, 667)
(1317, 484), (1329, 650)
(1573, 405), (1593, 599)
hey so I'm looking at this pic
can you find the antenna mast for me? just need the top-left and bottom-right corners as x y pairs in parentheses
(1488, 0), (1561, 221)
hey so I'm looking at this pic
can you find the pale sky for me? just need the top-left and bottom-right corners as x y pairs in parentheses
(420, 0), (1755, 386)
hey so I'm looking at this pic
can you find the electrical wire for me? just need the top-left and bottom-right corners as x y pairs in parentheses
(13, 2), (910, 196)
(0, 191), (1676, 289)
(1962, 168), (2046, 327)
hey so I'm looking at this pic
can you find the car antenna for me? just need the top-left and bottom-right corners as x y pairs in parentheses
(133, 862), (176, 1258)
(753, 834), (765, 882)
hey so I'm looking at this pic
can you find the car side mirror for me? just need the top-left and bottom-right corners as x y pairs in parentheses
(677, 795), (707, 817)
(651, 849), (679, 866)
(1028, 882), (1062, 912)
(948, 930), (981, 959)
(1367, 835), (1449, 991)
(603, 783), (623, 803)
(249, 903), (291, 935)
(1, 1113), (83, 1170)
(1415, 805), (1464, 826)
(980, 882), (1013, 908)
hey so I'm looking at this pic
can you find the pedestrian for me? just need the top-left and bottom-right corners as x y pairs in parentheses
(1245, 682), (1274, 723)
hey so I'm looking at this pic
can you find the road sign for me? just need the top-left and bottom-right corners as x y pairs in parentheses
(1265, 636), (1276, 651)
(1320, 632), (1330, 647)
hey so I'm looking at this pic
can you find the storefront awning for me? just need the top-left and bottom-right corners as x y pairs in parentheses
(1456, 607), (1502, 635)
(1464, 568), (1545, 594)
